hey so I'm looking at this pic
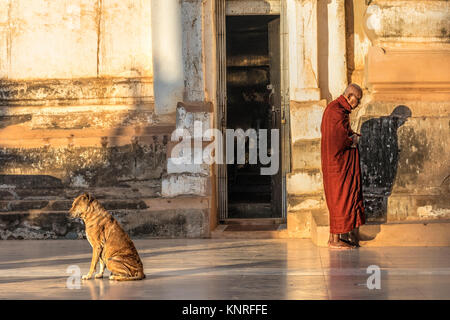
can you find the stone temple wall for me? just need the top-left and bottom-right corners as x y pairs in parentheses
(0, 0), (195, 239)
(0, 0), (448, 240)
(287, 0), (449, 235)
(350, 0), (450, 222)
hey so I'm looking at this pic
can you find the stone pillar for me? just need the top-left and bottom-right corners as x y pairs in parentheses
(286, 0), (328, 239)
(327, 0), (348, 99)
(287, 0), (321, 101)
(181, 0), (205, 102)
(151, 0), (185, 114)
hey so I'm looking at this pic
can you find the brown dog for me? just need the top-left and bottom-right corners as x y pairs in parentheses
(69, 193), (145, 281)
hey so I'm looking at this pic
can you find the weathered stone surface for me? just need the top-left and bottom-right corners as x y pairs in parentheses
(287, 0), (321, 101)
(363, 195), (387, 222)
(0, 212), (84, 240)
(0, 207), (210, 240)
(99, 0), (153, 77)
(226, 0), (281, 15)
(387, 194), (450, 222)
(0, 78), (154, 106)
(0, 0), (448, 242)
(287, 210), (312, 238)
(181, 0), (204, 102)
(366, 47), (450, 101)
(286, 169), (323, 195)
(289, 100), (326, 143)
(167, 158), (210, 175)
(0, 141), (168, 186)
(0, 174), (64, 189)
(162, 174), (210, 198)
(288, 195), (325, 212)
(116, 208), (209, 238)
(176, 105), (212, 140)
(291, 139), (321, 170)
(364, 0), (450, 45)
(0, 0), (154, 80)
(1, 0), (98, 79)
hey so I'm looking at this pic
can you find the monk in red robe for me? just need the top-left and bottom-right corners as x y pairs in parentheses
(321, 84), (365, 249)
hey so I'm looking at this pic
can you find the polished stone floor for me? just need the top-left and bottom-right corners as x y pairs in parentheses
(0, 239), (449, 300)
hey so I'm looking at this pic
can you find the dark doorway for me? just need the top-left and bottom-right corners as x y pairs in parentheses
(226, 15), (282, 219)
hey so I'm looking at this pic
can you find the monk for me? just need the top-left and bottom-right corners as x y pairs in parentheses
(320, 83), (365, 249)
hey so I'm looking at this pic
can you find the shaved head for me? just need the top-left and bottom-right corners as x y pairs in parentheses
(344, 83), (362, 97)
(343, 83), (363, 109)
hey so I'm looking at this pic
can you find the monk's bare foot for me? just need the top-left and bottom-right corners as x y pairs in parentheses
(348, 228), (360, 247)
(340, 238), (359, 248)
(347, 237), (360, 247)
(328, 239), (355, 249)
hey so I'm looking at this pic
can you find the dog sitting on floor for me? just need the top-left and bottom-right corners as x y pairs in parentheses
(69, 192), (145, 281)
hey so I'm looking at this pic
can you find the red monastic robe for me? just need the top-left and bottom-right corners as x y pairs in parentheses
(320, 95), (365, 234)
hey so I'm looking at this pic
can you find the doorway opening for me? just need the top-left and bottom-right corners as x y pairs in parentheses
(225, 15), (282, 219)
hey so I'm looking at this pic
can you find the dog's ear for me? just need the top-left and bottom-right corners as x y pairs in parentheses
(81, 192), (93, 203)
(86, 193), (94, 203)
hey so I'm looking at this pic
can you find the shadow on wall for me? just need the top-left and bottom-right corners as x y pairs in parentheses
(0, 77), (172, 239)
(358, 105), (412, 222)
(0, 78), (167, 190)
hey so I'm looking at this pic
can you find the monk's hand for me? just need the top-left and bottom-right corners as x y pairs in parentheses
(350, 134), (359, 148)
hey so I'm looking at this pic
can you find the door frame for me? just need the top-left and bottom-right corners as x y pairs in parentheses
(215, 0), (290, 221)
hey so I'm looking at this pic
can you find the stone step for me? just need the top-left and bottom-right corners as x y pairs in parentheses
(0, 196), (211, 240)
(303, 209), (329, 246)
(0, 124), (176, 148)
(286, 169), (323, 196)
(0, 199), (150, 212)
(309, 210), (450, 247)
(287, 194), (325, 212)
(0, 210), (85, 240)
(0, 184), (161, 200)
(0, 174), (64, 190)
(211, 224), (288, 239)
(221, 218), (286, 225)
(359, 219), (450, 247)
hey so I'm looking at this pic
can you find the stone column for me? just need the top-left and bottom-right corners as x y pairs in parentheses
(151, 0), (185, 114)
(181, 0), (205, 102)
(287, 0), (321, 101)
(286, 0), (329, 241)
(327, 0), (348, 99)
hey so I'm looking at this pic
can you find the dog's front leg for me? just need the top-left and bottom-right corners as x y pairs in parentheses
(95, 259), (106, 279)
(82, 246), (101, 280)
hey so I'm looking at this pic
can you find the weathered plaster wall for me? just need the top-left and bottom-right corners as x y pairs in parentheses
(0, 0), (153, 79)
(100, 0), (153, 77)
(1, 0), (448, 239)
(0, 0), (159, 187)
(0, 0), (213, 239)
(289, 0), (449, 232)
(158, 1), (214, 235)
(349, 0), (450, 222)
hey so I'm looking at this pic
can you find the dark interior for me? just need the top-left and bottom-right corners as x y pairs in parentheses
(226, 15), (279, 219)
